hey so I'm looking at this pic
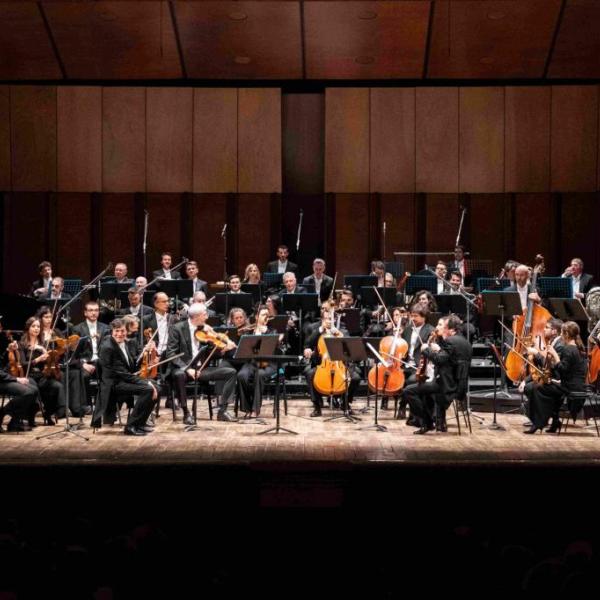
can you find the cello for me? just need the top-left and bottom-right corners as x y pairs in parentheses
(313, 307), (348, 398)
(505, 255), (552, 383)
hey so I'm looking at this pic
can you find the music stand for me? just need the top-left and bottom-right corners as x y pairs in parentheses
(479, 291), (521, 399)
(267, 315), (289, 334)
(234, 335), (297, 435)
(385, 261), (404, 278)
(338, 308), (361, 336)
(476, 277), (511, 293)
(482, 344), (508, 431)
(241, 283), (264, 305)
(405, 276), (437, 297)
(184, 345), (216, 433)
(263, 272), (284, 290)
(213, 292), (253, 318)
(99, 282), (130, 305)
(360, 286), (397, 308)
(323, 337), (363, 424)
(281, 293), (319, 350)
(158, 279), (194, 302)
(538, 277), (572, 299)
(549, 298), (589, 321)
(362, 339), (388, 430)
(435, 295), (467, 315)
(343, 275), (377, 299)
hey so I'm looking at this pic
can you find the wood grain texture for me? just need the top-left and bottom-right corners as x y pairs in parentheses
(0, 87), (10, 190)
(238, 88), (282, 193)
(424, 194), (458, 257)
(469, 194), (510, 274)
(380, 194), (416, 272)
(193, 89), (237, 193)
(551, 86), (599, 192)
(57, 87), (102, 192)
(10, 86), (57, 191)
(237, 194), (273, 276)
(416, 88), (458, 193)
(560, 193), (599, 277)
(54, 193), (91, 280)
(100, 194), (135, 270)
(505, 87), (550, 193)
(325, 88), (369, 193)
(370, 88), (415, 193)
(334, 194), (370, 280)
(145, 194), (183, 271)
(459, 87), (504, 193)
(513, 193), (554, 268)
(102, 87), (146, 193)
(146, 88), (193, 193)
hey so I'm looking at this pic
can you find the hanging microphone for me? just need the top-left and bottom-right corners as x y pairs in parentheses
(221, 224), (227, 238)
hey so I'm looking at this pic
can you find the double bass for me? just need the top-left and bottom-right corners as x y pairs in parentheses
(505, 255), (552, 383)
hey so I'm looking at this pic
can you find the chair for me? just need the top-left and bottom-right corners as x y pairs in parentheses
(185, 380), (214, 421)
(560, 390), (600, 437)
(451, 395), (472, 435)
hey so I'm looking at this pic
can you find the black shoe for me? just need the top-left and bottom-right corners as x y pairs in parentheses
(44, 416), (55, 426)
(380, 399), (389, 410)
(124, 426), (146, 436)
(436, 421), (448, 433)
(310, 409), (322, 417)
(545, 420), (562, 433)
(414, 425), (434, 435)
(138, 425), (155, 433)
(332, 399), (340, 409)
(396, 408), (407, 420)
(7, 420), (30, 432)
(183, 413), (194, 426)
(83, 406), (93, 416)
(165, 398), (174, 409)
(217, 412), (237, 422)
(523, 426), (542, 434)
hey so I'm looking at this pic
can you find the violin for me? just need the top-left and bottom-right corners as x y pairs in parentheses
(139, 328), (159, 379)
(195, 326), (233, 350)
(415, 331), (437, 384)
(42, 334), (81, 380)
(5, 331), (24, 378)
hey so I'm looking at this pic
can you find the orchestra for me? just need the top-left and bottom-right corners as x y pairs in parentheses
(0, 246), (595, 438)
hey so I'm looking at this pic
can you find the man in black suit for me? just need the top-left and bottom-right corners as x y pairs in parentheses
(184, 260), (209, 297)
(280, 272), (306, 295)
(152, 252), (182, 280)
(72, 301), (110, 412)
(561, 257), (594, 299)
(302, 258), (334, 304)
(30, 260), (53, 298)
(404, 314), (472, 434)
(265, 245), (298, 275)
(42, 277), (72, 301)
(166, 303), (238, 424)
(116, 287), (152, 320)
(142, 292), (173, 359)
(93, 319), (159, 435)
(504, 263), (542, 312)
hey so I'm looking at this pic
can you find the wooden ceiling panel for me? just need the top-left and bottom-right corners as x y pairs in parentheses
(548, 0), (600, 79)
(0, 3), (62, 80)
(305, 1), (430, 79)
(428, 0), (562, 79)
(43, 1), (182, 79)
(174, 1), (302, 79)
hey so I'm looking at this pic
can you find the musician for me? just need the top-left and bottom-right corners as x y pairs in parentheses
(445, 271), (477, 339)
(524, 321), (587, 434)
(338, 289), (354, 309)
(142, 292), (173, 358)
(166, 303), (238, 424)
(117, 288), (151, 319)
(243, 263), (262, 284)
(371, 261), (393, 288)
(561, 258), (594, 299)
(505, 264), (542, 312)
(447, 245), (471, 285)
(185, 261), (209, 296)
(43, 277), (71, 301)
(30, 261), (53, 298)
(414, 290), (438, 314)
(434, 261), (449, 295)
(122, 315), (140, 343)
(280, 272), (306, 295)
(152, 252), (182, 280)
(303, 305), (360, 417)
(503, 260), (519, 283)
(237, 305), (280, 418)
(302, 258), (334, 303)
(36, 305), (63, 344)
(265, 244), (298, 275)
(93, 319), (159, 435)
(404, 314), (472, 434)
(111, 263), (133, 285)
(135, 276), (148, 289)
(227, 274), (244, 294)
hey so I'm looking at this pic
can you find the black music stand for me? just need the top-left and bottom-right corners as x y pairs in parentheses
(482, 343), (508, 431)
(405, 276), (437, 297)
(213, 292), (253, 318)
(99, 282), (130, 305)
(538, 277), (572, 299)
(263, 272), (284, 291)
(282, 293), (319, 350)
(549, 298), (588, 321)
(338, 308), (361, 336)
(184, 346), (216, 433)
(435, 294), (467, 315)
(234, 335), (297, 435)
(360, 337), (383, 412)
(479, 291), (521, 399)
(360, 286), (397, 308)
(476, 277), (511, 293)
(343, 275), (377, 300)
(267, 315), (289, 334)
(241, 283), (265, 305)
(362, 339), (388, 431)
(158, 279), (194, 303)
(323, 337), (363, 424)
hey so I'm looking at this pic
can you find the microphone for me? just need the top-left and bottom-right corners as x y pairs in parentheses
(383, 221), (386, 234)
(221, 224), (227, 238)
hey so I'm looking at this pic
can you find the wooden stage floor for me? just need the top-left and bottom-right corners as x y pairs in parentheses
(2, 397), (600, 467)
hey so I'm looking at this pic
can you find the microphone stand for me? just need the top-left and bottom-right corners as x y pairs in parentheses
(143, 210), (149, 279)
(36, 263), (113, 442)
(222, 224), (228, 282)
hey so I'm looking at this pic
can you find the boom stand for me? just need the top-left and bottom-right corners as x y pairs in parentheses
(323, 337), (362, 424)
(482, 344), (508, 431)
(360, 337), (383, 413)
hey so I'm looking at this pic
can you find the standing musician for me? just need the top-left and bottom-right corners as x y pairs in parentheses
(561, 257), (594, 299)
(166, 303), (238, 424)
(447, 245), (471, 285)
(30, 261), (53, 298)
(152, 252), (182, 280)
(505, 264), (542, 312)
(237, 305), (280, 419)
(404, 314), (472, 434)
(265, 244), (298, 275)
(303, 305), (360, 417)
(302, 258), (333, 305)
(184, 261), (209, 297)
(93, 319), (159, 435)
(523, 321), (587, 434)
(227, 274), (244, 294)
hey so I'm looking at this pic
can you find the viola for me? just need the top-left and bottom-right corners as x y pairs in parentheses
(5, 331), (24, 378)
(42, 334), (80, 380)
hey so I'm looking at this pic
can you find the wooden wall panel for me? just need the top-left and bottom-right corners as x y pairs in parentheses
(102, 87), (146, 193)
(193, 89), (237, 194)
(191, 194), (227, 285)
(237, 194), (272, 278)
(0, 87), (10, 190)
(100, 194), (135, 272)
(334, 194), (370, 280)
(370, 88), (415, 193)
(380, 194), (416, 272)
(551, 86), (599, 192)
(505, 87), (551, 193)
(416, 88), (458, 193)
(325, 89), (369, 193)
(3, 193), (49, 294)
(514, 194), (554, 270)
(238, 89), (282, 194)
(424, 195), (458, 262)
(57, 87), (101, 192)
(10, 86), (56, 191)
(146, 88), (193, 193)
(54, 193), (91, 281)
(145, 194), (183, 274)
(459, 87), (504, 193)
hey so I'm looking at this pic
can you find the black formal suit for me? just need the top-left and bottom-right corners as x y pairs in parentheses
(265, 260), (298, 275)
(402, 323), (435, 367)
(152, 269), (182, 280)
(93, 336), (157, 430)
(0, 367), (39, 429)
(30, 278), (52, 297)
(564, 273), (594, 297)
(166, 320), (236, 418)
(279, 285), (307, 295)
(72, 320), (110, 407)
(302, 274), (334, 303)
(186, 278), (209, 296)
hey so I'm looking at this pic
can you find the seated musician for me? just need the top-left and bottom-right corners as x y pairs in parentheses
(30, 260), (53, 298)
(280, 272), (306, 295)
(447, 245), (472, 286)
(302, 258), (334, 304)
(414, 290), (438, 314)
(110, 263), (133, 285)
(142, 292), (172, 359)
(237, 305), (281, 419)
(43, 277), (71, 301)
(243, 263), (262, 284)
(227, 274), (244, 294)
(370, 260), (393, 288)
(519, 318), (563, 429)
(184, 260), (209, 296)
(218, 307), (250, 376)
(404, 314), (472, 434)
(117, 287), (151, 319)
(93, 319), (159, 435)
(523, 321), (587, 434)
(166, 303), (238, 424)
(444, 270), (478, 339)
(152, 252), (182, 280)
(303, 305), (360, 417)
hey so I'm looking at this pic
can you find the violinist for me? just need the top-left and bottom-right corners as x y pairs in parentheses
(18, 316), (67, 425)
(93, 319), (159, 435)
(404, 314), (472, 434)
(237, 305), (280, 418)
(523, 321), (587, 434)
(303, 305), (360, 417)
(166, 303), (238, 424)
(36, 305), (63, 344)
(142, 292), (172, 358)
(218, 308), (250, 374)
